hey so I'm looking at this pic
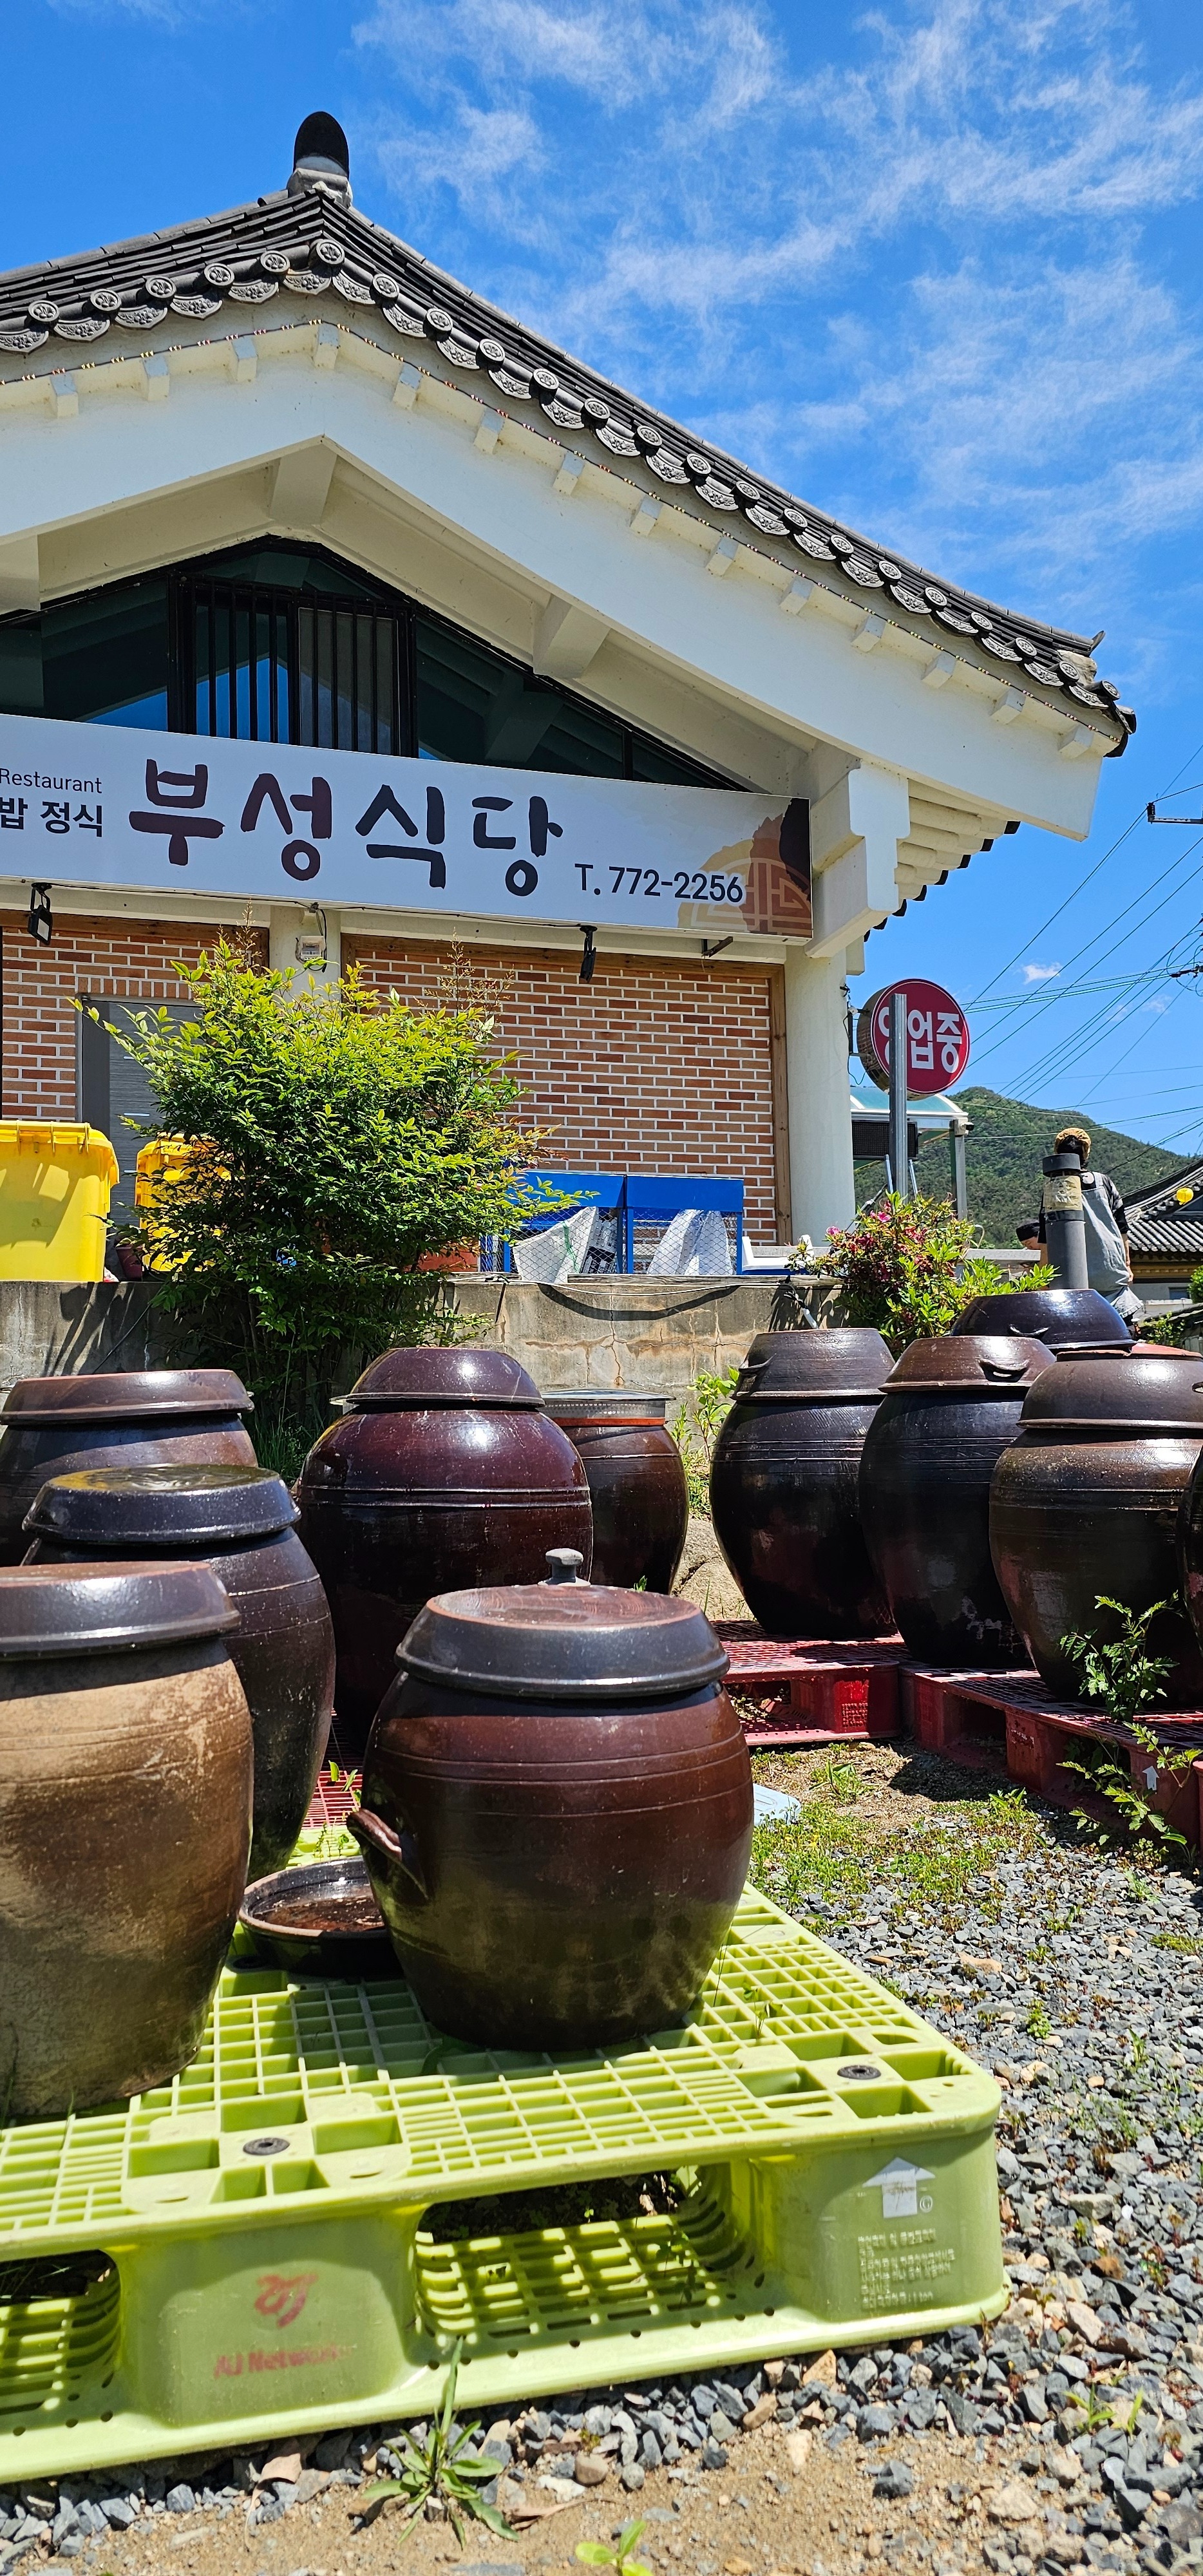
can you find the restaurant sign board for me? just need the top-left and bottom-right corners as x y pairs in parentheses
(856, 980), (971, 1095)
(0, 715), (813, 941)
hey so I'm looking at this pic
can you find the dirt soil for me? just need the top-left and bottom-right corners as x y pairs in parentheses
(70, 2417), (1036, 2576)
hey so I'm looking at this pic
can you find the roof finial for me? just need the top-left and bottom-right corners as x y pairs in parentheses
(289, 111), (352, 207)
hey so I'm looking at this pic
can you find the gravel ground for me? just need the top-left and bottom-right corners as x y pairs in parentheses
(3, 1744), (1202, 2576)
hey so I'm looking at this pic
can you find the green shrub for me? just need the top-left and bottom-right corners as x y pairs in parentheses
(108, 942), (564, 1409)
(671, 1365), (739, 1517)
(813, 1190), (1054, 1352)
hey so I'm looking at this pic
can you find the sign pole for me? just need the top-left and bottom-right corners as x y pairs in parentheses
(888, 987), (909, 1197)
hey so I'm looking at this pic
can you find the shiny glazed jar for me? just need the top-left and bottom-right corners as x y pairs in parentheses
(0, 1368), (256, 1564)
(544, 1393), (688, 1591)
(23, 1464), (335, 1879)
(296, 1347), (592, 1759)
(952, 1287), (1130, 1350)
(1174, 1433), (1203, 1670)
(708, 1329), (894, 1638)
(989, 1349), (1203, 1703)
(0, 1560), (251, 2119)
(348, 1551), (752, 2050)
(858, 1335), (1051, 1667)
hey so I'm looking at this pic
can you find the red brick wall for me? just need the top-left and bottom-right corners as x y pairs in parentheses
(343, 934), (782, 1238)
(0, 912), (266, 1119)
(0, 916), (784, 1238)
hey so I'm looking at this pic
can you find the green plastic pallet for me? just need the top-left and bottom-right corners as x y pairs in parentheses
(0, 1891), (1005, 2477)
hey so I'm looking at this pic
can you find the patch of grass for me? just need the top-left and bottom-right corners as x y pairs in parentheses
(249, 1387), (333, 1485)
(1026, 2002), (1052, 2041)
(811, 1750), (863, 1804)
(750, 1782), (1039, 1924)
(1152, 1931), (1203, 1955)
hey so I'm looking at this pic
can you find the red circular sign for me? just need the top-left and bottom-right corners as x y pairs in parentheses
(857, 980), (970, 1095)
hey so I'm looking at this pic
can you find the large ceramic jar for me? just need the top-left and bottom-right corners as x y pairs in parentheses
(0, 1560), (251, 2120)
(348, 1551), (752, 2049)
(1175, 1437), (1203, 1670)
(990, 1349), (1203, 1703)
(858, 1335), (1052, 1668)
(23, 1464), (334, 1880)
(708, 1329), (893, 1638)
(952, 1288), (1130, 1350)
(297, 1347), (592, 1759)
(544, 1393), (688, 1591)
(0, 1368), (256, 1564)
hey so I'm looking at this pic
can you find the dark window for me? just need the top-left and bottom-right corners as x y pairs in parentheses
(0, 579), (170, 728)
(0, 540), (727, 786)
(177, 548), (404, 755)
(79, 994), (193, 1224)
(415, 618), (625, 776)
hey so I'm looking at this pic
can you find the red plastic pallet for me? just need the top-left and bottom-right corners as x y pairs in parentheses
(305, 1767), (361, 1829)
(307, 1631), (905, 1797)
(902, 1665), (1203, 1852)
(717, 1623), (904, 1746)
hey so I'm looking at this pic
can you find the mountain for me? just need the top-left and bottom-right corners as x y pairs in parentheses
(911, 1088), (1184, 1246)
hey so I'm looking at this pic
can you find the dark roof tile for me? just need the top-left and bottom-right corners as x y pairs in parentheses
(0, 173), (1132, 748)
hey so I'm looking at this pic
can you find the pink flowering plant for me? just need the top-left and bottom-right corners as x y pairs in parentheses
(811, 1191), (1050, 1352)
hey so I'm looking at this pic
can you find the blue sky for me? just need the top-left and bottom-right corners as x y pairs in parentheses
(6, 0), (1203, 1148)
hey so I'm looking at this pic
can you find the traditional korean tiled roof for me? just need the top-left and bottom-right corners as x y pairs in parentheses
(1124, 1160), (1203, 1258)
(0, 113), (1132, 753)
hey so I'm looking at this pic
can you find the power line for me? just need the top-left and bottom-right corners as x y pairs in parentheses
(970, 732), (1203, 1007)
(970, 852), (1203, 1067)
(975, 969), (1180, 1009)
(972, 845), (1203, 1082)
(1006, 967), (1182, 1100)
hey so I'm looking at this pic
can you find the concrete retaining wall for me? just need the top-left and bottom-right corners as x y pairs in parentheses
(0, 1280), (169, 1390)
(446, 1275), (835, 1401)
(0, 1274), (828, 1406)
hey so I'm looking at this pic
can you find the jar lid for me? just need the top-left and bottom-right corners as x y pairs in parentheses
(1018, 1349), (1203, 1435)
(544, 1391), (668, 1421)
(951, 1289), (1129, 1347)
(1, 1367), (254, 1426)
(732, 1327), (892, 1405)
(345, 1346), (544, 1412)
(399, 1553), (728, 1700)
(880, 1334), (1052, 1394)
(0, 1560), (239, 1658)
(23, 1463), (297, 1549)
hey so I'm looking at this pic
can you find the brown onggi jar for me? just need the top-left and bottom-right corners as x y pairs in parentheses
(0, 1368), (256, 1564)
(857, 1334), (1051, 1668)
(544, 1392), (688, 1591)
(23, 1464), (334, 1880)
(0, 1560), (251, 2121)
(990, 1348), (1203, 1704)
(348, 1548), (753, 2050)
(708, 1329), (894, 1638)
(296, 1347), (592, 1761)
(952, 1287), (1130, 1350)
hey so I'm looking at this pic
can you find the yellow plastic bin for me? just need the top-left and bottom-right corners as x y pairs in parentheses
(135, 1137), (222, 1271)
(0, 1122), (120, 1282)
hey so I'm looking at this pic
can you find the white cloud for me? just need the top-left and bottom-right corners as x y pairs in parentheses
(377, 103), (544, 229)
(1023, 963), (1063, 983)
(352, 0), (1203, 639)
